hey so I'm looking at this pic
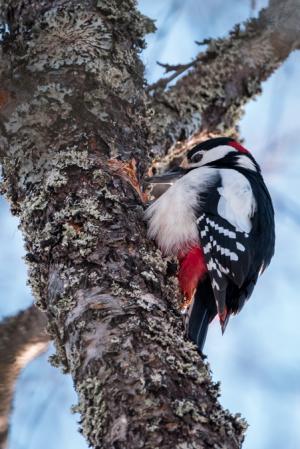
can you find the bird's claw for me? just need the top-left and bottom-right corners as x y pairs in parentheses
(180, 288), (196, 314)
(180, 306), (188, 316)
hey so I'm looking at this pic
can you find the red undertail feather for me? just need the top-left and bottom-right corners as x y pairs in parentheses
(178, 246), (207, 307)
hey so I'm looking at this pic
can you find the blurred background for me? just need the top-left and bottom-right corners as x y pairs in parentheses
(1, 0), (300, 448)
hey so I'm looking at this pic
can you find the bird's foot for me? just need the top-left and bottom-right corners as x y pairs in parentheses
(180, 289), (196, 315)
(108, 158), (148, 203)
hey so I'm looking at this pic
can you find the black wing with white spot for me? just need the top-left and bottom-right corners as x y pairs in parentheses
(198, 213), (253, 286)
(196, 168), (274, 322)
(197, 211), (254, 317)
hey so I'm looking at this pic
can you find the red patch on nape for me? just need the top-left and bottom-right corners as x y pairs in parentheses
(228, 140), (250, 154)
(178, 246), (207, 303)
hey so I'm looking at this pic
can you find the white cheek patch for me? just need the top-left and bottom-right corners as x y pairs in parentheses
(190, 145), (236, 168)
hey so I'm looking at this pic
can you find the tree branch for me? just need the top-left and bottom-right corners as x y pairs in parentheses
(0, 305), (49, 449)
(148, 0), (300, 158)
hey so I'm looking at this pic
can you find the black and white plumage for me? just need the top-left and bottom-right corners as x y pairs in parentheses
(145, 137), (275, 352)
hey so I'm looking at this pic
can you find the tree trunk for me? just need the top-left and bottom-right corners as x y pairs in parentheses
(0, 0), (298, 447)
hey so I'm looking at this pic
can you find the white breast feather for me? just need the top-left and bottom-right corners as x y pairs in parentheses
(217, 169), (256, 233)
(145, 167), (218, 255)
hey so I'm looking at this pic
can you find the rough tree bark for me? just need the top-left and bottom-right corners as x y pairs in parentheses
(0, 0), (299, 448)
(0, 305), (49, 449)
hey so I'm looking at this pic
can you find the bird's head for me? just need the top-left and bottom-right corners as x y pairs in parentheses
(186, 137), (259, 171)
(145, 137), (259, 200)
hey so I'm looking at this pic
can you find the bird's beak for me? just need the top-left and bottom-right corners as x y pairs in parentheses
(144, 166), (188, 200)
(145, 166), (187, 183)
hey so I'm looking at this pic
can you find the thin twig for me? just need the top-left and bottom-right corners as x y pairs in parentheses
(146, 60), (196, 93)
(195, 38), (213, 46)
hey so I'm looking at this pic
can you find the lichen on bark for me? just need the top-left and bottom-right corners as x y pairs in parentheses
(5, 0), (300, 447)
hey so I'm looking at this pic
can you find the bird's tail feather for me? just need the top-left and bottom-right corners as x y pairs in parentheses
(186, 276), (216, 352)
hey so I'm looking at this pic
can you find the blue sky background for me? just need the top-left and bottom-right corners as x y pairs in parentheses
(1, 1), (300, 448)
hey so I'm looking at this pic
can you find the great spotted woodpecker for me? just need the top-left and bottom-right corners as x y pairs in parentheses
(145, 137), (275, 352)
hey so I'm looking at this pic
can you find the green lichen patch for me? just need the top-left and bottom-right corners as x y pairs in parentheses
(96, 0), (156, 46)
(76, 377), (108, 444)
(173, 399), (208, 424)
(25, 7), (112, 73)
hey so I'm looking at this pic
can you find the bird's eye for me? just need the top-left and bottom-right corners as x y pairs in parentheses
(192, 153), (203, 163)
